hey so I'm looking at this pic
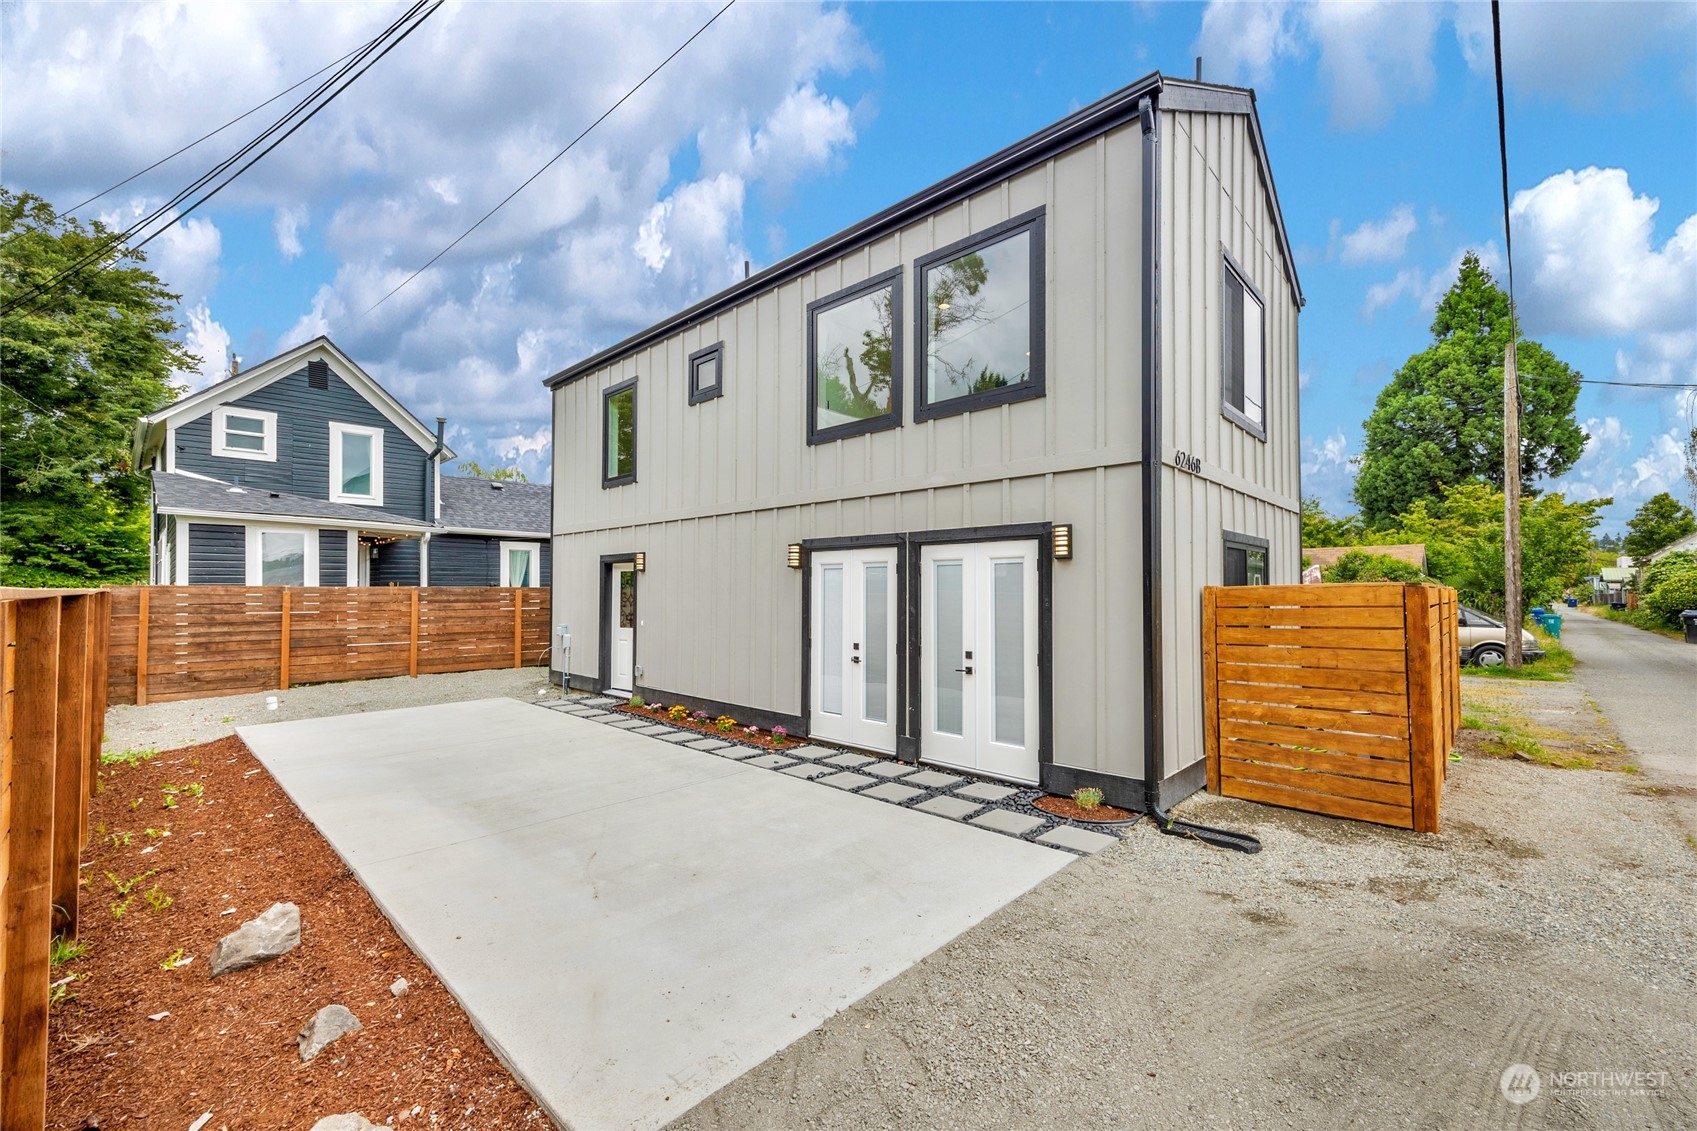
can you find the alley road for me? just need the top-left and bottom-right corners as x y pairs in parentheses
(1564, 608), (1697, 786)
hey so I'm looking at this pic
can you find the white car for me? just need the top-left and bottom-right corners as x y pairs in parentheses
(1457, 607), (1544, 666)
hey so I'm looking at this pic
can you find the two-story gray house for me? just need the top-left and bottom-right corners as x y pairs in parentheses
(545, 74), (1302, 812)
(134, 337), (552, 589)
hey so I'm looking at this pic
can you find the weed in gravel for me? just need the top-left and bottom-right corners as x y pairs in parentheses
(105, 869), (157, 897)
(143, 887), (173, 912)
(51, 936), (91, 968)
(105, 830), (133, 848)
(159, 782), (204, 809)
(102, 747), (158, 767)
(144, 827), (169, 840)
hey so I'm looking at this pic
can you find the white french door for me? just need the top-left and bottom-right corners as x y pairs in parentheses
(608, 563), (636, 696)
(921, 541), (1039, 784)
(809, 547), (898, 753)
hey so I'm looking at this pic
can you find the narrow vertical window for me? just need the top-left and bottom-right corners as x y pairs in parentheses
(1221, 251), (1267, 438)
(807, 267), (902, 444)
(603, 378), (637, 487)
(329, 422), (384, 504)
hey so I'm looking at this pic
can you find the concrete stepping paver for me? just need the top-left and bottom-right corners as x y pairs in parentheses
(631, 725), (674, 736)
(657, 731), (697, 743)
(744, 754), (798, 770)
(905, 770), (963, 789)
(822, 753), (874, 769)
(779, 763), (834, 779)
(686, 739), (735, 751)
(955, 782), (1019, 802)
(970, 810), (1046, 837)
(1036, 825), (1121, 854)
(861, 782), (924, 805)
(607, 719), (650, 729)
(862, 761), (915, 779)
(915, 796), (982, 821)
(777, 745), (826, 759)
(709, 745), (761, 760)
(575, 710), (617, 720)
(819, 771), (875, 790)
(581, 698), (622, 708)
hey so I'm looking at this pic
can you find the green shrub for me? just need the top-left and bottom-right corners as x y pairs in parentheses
(1322, 550), (1425, 584)
(1642, 560), (1697, 625)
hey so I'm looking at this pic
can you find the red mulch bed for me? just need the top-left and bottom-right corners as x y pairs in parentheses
(47, 735), (554, 1131)
(613, 703), (802, 750)
(1032, 795), (1137, 823)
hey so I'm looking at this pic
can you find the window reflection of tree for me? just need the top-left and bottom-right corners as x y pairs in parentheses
(819, 288), (893, 421)
(926, 247), (1029, 398)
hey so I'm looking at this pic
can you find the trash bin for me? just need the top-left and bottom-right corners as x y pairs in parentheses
(1682, 611), (1697, 645)
(1544, 613), (1561, 639)
(1566, 597), (1579, 608)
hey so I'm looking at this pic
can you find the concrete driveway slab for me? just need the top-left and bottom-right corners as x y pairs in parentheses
(239, 699), (1068, 1131)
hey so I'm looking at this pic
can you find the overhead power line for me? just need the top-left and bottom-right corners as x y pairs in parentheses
(366, 0), (738, 315)
(1, 0), (441, 319)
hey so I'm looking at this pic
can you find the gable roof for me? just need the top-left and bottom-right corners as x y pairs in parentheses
(152, 471), (432, 532)
(438, 475), (550, 536)
(1650, 530), (1697, 561)
(545, 71), (1300, 390)
(1303, 544), (1429, 571)
(134, 336), (454, 466)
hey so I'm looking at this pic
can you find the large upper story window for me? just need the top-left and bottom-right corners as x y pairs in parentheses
(915, 210), (1045, 421)
(808, 267), (902, 444)
(212, 406), (277, 461)
(329, 422), (384, 505)
(603, 377), (637, 487)
(1221, 251), (1266, 439)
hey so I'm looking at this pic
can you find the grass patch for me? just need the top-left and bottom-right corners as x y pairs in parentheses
(50, 936), (91, 968)
(101, 746), (158, 767)
(1586, 604), (1683, 640)
(1459, 690), (1618, 771)
(1468, 623), (1575, 681)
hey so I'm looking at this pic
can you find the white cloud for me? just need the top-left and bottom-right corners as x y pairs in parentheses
(1333, 204), (1417, 265)
(1512, 167), (1697, 338)
(171, 302), (233, 391)
(1562, 416), (1692, 521)
(497, 426), (551, 461)
(1362, 243), (1503, 319)
(274, 206), (307, 261)
(1191, 0), (1301, 87)
(1304, 2), (1441, 130)
(98, 203), (222, 303)
(1301, 428), (1357, 513)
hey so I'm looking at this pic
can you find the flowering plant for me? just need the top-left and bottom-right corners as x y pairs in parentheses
(715, 715), (737, 732)
(771, 725), (789, 745)
(668, 705), (690, 722)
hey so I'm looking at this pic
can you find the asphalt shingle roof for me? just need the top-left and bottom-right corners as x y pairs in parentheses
(152, 472), (432, 529)
(438, 475), (550, 535)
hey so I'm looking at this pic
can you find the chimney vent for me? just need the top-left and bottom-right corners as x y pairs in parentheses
(1195, 56), (1203, 81)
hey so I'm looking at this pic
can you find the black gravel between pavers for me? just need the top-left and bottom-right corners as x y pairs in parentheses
(536, 695), (1135, 854)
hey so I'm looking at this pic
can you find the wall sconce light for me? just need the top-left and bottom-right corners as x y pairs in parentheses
(634, 552), (646, 572)
(787, 543), (803, 569)
(1052, 524), (1073, 560)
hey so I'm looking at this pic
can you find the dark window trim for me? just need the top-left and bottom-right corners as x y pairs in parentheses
(1222, 529), (1270, 586)
(687, 341), (724, 405)
(912, 208), (1047, 422)
(601, 377), (638, 488)
(806, 266), (904, 446)
(597, 553), (640, 693)
(1220, 246), (1268, 443)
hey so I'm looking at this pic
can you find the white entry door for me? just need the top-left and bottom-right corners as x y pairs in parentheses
(608, 563), (636, 696)
(921, 541), (1039, 784)
(810, 547), (898, 754)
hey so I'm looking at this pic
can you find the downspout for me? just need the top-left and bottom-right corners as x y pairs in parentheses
(422, 416), (447, 587)
(1137, 93), (1260, 854)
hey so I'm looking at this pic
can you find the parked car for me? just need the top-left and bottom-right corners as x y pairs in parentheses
(1457, 607), (1544, 666)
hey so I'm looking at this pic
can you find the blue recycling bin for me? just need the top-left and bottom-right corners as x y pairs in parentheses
(1566, 597), (1578, 608)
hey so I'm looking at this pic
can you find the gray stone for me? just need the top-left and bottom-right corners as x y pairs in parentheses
(390, 976), (409, 997)
(861, 783), (924, 805)
(819, 771), (875, 790)
(210, 901), (300, 977)
(905, 770), (963, 789)
(861, 761), (915, 778)
(955, 781), (1019, 802)
(1036, 825), (1120, 854)
(744, 754), (797, 770)
(822, 752), (874, 769)
(310, 1115), (384, 1131)
(298, 1003), (363, 1062)
(970, 810), (1046, 837)
(779, 763), (833, 779)
(914, 796), (982, 821)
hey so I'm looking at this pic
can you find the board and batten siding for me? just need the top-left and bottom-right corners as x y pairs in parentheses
(554, 122), (1152, 782)
(186, 522), (244, 584)
(1158, 106), (1303, 776)
(173, 364), (433, 521)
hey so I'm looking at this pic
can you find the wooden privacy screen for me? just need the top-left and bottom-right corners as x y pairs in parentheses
(1202, 583), (1461, 832)
(107, 586), (551, 706)
(0, 588), (110, 1127)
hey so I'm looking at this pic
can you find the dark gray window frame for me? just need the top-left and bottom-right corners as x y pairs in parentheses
(912, 208), (1047, 422)
(806, 266), (904, 446)
(687, 341), (724, 405)
(1222, 529), (1270, 586)
(1220, 247), (1268, 442)
(601, 377), (638, 489)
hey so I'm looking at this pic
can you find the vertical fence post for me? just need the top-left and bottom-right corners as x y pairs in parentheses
(51, 596), (90, 938)
(279, 589), (292, 691)
(2, 598), (60, 1129)
(135, 586), (150, 706)
(1201, 587), (1221, 794)
(408, 588), (420, 679)
(86, 591), (110, 812)
(512, 590), (523, 669)
(1404, 587), (1439, 833)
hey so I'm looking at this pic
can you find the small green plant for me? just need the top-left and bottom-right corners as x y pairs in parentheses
(129, 797), (143, 810)
(221, 716), (235, 723)
(105, 869), (157, 897)
(715, 715), (737, 733)
(1072, 787), (1105, 810)
(50, 935), (91, 968)
(159, 782), (204, 809)
(668, 705), (690, 722)
(144, 826), (169, 840)
(102, 747), (158, 767)
(143, 886), (173, 912)
(106, 830), (133, 848)
(110, 898), (132, 920)
(160, 947), (190, 970)
(50, 974), (79, 1007)
(628, 694), (645, 708)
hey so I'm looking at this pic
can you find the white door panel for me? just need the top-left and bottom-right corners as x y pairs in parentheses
(810, 548), (898, 753)
(609, 564), (636, 696)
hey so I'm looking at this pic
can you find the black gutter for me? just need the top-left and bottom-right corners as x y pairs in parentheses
(1136, 94), (1261, 855)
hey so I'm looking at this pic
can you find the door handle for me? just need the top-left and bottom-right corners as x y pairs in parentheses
(955, 666), (973, 675)
(851, 656), (862, 664)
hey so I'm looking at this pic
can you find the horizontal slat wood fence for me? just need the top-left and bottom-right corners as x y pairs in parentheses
(107, 586), (551, 706)
(1202, 583), (1460, 832)
(1, 588), (109, 1126)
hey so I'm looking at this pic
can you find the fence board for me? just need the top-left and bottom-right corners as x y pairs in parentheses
(1217, 681), (1408, 716)
(1213, 663), (1409, 696)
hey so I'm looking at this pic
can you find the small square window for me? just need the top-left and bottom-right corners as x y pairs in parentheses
(247, 526), (317, 586)
(808, 267), (902, 444)
(1221, 251), (1266, 439)
(329, 422), (385, 505)
(603, 377), (637, 487)
(688, 342), (723, 405)
(212, 406), (277, 461)
(1223, 531), (1269, 586)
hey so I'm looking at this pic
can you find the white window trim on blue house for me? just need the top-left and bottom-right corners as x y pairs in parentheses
(329, 421), (385, 505)
(212, 406), (278, 461)
(245, 523), (320, 586)
(499, 541), (542, 587)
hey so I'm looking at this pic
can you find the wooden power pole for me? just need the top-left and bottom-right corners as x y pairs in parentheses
(1504, 341), (1523, 668)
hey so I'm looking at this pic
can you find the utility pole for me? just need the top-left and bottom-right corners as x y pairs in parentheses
(1504, 341), (1523, 668)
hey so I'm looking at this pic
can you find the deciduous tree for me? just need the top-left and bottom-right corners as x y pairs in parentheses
(1622, 492), (1697, 564)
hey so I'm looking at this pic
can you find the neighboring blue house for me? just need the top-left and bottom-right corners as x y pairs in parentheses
(133, 337), (551, 588)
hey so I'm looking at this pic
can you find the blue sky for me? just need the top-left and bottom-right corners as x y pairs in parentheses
(5, 1), (1693, 532)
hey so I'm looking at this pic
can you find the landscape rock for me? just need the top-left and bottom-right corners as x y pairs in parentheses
(390, 976), (409, 997)
(298, 1004), (362, 1062)
(309, 1116), (383, 1131)
(209, 902), (300, 977)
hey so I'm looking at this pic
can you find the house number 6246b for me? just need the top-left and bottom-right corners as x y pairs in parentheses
(1173, 451), (1203, 474)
